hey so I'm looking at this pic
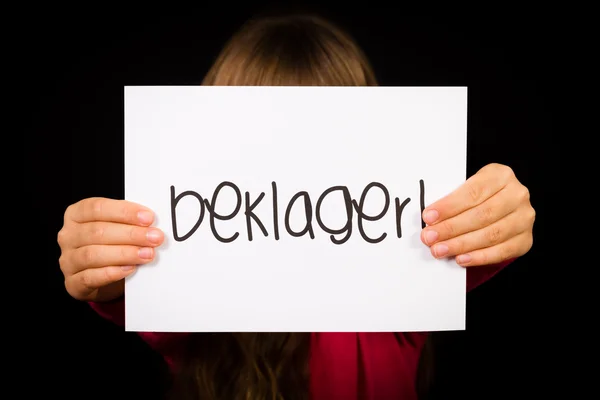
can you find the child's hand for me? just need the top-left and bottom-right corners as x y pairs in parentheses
(420, 163), (535, 267)
(58, 198), (164, 302)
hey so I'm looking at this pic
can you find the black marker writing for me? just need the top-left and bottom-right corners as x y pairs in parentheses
(170, 179), (426, 245)
(352, 182), (390, 244)
(245, 191), (268, 241)
(315, 186), (353, 245)
(284, 191), (315, 239)
(420, 179), (426, 229)
(272, 181), (280, 240)
(203, 181), (241, 243)
(170, 186), (205, 242)
(395, 197), (411, 238)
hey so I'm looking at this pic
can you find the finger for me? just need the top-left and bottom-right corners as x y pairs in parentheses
(422, 163), (515, 225)
(66, 266), (136, 301)
(455, 231), (533, 267)
(429, 210), (529, 259)
(65, 197), (155, 226)
(421, 184), (521, 245)
(72, 222), (164, 248)
(68, 245), (155, 273)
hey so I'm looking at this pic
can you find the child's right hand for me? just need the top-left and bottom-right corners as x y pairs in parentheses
(58, 197), (164, 302)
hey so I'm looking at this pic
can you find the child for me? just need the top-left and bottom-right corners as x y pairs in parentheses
(58, 13), (535, 400)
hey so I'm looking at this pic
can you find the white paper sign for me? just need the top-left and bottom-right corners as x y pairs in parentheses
(124, 86), (467, 332)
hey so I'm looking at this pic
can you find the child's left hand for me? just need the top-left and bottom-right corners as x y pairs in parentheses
(420, 163), (535, 267)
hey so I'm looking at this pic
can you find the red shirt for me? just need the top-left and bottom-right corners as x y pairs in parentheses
(90, 261), (511, 399)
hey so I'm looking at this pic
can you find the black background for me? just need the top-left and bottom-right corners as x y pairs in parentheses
(24, 4), (555, 399)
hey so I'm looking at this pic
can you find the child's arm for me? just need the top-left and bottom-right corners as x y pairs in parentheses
(466, 258), (515, 292)
(89, 298), (188, 368)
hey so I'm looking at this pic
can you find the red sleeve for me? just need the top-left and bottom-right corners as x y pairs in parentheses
(466, 258), (515, 292)
(89, 299), (188, 368)
(89, 298), (126, 326)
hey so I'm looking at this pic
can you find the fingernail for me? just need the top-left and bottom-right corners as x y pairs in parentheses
(456, 254), (472, 265)
(138, 247), (154, 259)
(146, 228), (163, 244)
(433, 244), (449, 258)
(121, 265), (135, 271)
(424, 230), (439, 245)
(137, 210), (154, 225)
(423, 210), (439, 224)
